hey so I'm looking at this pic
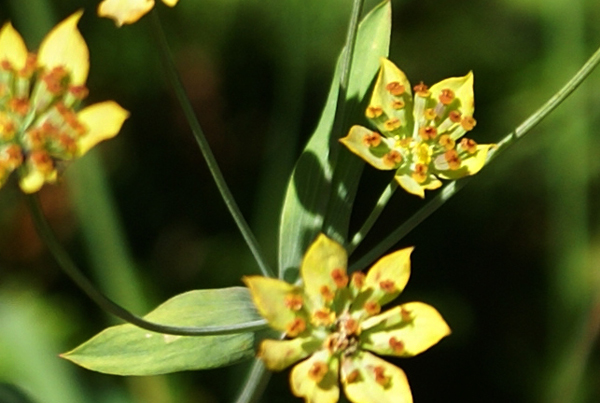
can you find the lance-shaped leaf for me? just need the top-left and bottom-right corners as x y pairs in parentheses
(62, 287), (261, 375)
(278, 1), (392, 282)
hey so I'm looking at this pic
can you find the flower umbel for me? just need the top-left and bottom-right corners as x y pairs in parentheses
(340, 58), (494, 198)
(244, 235), (450, 403)
(0, 12), (129, 193)
(98, 0), (180, 26)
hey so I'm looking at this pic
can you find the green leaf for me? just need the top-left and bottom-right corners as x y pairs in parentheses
(322, 1), (392, 246)
(62, 287), (260, 376)
(278, 1), (392, 282)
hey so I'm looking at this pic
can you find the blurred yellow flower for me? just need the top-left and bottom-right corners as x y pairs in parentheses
(98, 0), (179, 26)
(340, 58), (494, 198)
(244, 234), (450, 403)
(0, 12), (129, 193)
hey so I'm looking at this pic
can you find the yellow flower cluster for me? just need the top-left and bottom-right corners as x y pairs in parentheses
(341, 58), (494, 198)
(0, 12), (129, 193)
(245, 235), (450, 403)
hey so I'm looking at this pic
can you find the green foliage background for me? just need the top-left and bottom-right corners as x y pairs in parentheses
(0, 0), (599, 402)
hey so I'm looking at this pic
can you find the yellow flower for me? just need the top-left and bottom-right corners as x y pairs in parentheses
(340, 58), (495, 198)
(0, 12), (129, 193)
(244, 234), (450, 403)
(98, 0), (179, 26)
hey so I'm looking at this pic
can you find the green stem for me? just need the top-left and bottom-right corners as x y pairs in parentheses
(350, 42), (600, 271)
(347, 179), (397, 254)
(148, 11), (274, 279)
(232, 359), (270, 403)
(25, 193), (267, 336)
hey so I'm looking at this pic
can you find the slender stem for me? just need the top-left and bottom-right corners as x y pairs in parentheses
(148, 11), (274, 278)
(350, 43), (600, 271)
(25, 193), (267, 336)
(347, 180), (397, 254)
(232, 359), (271, 403)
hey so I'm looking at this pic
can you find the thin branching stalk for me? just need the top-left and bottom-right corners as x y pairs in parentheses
(350, 42), (600, 271)
(233, 359), (271, 403)
(347, 179), (397, 254)
(149, 11), (274, 278)
(25, 193), (267, 336)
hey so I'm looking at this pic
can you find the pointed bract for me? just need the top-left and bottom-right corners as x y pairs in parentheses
(361, 302), (451, 357)
(77, 101), (130, 155)
(98, 0), (179, 26)
(38, 11), (89, 86)
(342, 352), (413, 403)
(301, 234), (348, 312)
(0, 22), (28, 71)
(291, 351), (340, 403)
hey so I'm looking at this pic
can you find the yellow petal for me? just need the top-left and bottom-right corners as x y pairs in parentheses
(258, 337), (318, 371)
(161, 0), (179, 6)
(98, 0), (156, 26)
(77, 101), (129, 156)
(340, 126), (398, 171)
(243, 276), (301, 332)
(369, 58), (414, 137)
(0, 22), (28, 71)
(38, 11), (89, 86)
(435, 144), (494, 180)
(301, 234), (348, 312)
(361, 302), (451, 357)
(394, 174), (441, 198)
(342, 351), (412, 403)
(429, 71), (474, 118)
(363, 247), (413, 307)
(395, 174), (425, 198)
(291, 351), (339, 403)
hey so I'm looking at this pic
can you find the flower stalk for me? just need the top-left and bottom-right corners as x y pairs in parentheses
(25, 193), (268, 336)
(148, 10), (274, 279)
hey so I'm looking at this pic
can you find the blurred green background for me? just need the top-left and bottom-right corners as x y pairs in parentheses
(0, 0), (599, 402)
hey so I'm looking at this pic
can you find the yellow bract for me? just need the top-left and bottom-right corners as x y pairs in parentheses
(77, 101), (130, 155)
(38, 11), (89, 86)
(340, 58), (495, 198)
(98, 0), (180, 26)
(0, 23), (27, 70)
(0, 12), (129, 193)
(245, 234), (450, 403)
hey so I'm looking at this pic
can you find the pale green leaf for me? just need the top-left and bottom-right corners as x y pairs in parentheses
(62, 287), (260, 375)
(279, 1), (392, 282)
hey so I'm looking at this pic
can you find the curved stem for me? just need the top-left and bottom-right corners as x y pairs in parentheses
(232, 359), (270, 403)
(347, 179), (397, 254)
(350, 42), (600, 271)
(25, 193), (268, 336)
(148, 11), (274, 279)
